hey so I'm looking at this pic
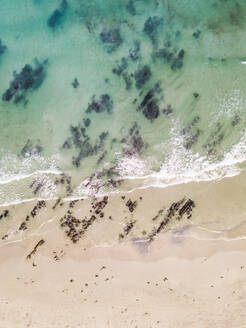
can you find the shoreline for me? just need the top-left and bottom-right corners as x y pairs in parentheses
(1, 167), (246, 247)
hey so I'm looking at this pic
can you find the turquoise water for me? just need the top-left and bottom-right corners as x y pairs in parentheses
(1, 0), (246, 204)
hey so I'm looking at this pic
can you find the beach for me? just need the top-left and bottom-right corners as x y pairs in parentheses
(1, 0), (246, 326)
(0, 169), (246, 327)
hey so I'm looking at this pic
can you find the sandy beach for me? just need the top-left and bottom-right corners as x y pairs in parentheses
(0, 170), (246, 327)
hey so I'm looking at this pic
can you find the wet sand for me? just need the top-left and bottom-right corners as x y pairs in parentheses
(0, 170), (246, 327)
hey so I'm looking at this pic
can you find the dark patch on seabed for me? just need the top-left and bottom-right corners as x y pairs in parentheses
(2, 59), (48, 105)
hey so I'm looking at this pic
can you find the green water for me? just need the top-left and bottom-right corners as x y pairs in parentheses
(1, 0), (246, 204)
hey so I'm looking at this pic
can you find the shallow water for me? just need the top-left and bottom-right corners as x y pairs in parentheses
(1, 0), (246, 204)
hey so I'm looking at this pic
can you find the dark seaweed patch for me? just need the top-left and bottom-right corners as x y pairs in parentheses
(122, 72), (132, 90)
(0, 39), (7, 56)
(142, 99), (159, 121)
(184, 128), (201, 149)
(63, 122), (109, 167)
(60, 197), (108, 242)
(83, 118), (91, 127)
(138, 84), (160, 121)
(0, 210), (9, 220)
(192, 29), (201, 39)
(97, 150), (107, 165)
(126, 0), (136, 15)
(121, 122), (144, 156)
(30, 200), (46, 218)
(149, 198), (195, 240)
(143, 16), (163, 44)
(86, 94), (113, 114)
(155, 47), (185, 71)
(100, 28), (122, 52)
(171, 58), (183, 70)
(134, 65), (151, 89)
(20, 139), (43, 158)
(182, 115), (201, 149)
(126, 199), (137, 212)
(26, 239), (45, 260)
(119, 220), (136, 240)
(178, 49), (185, 59)
(47, 0), (68, 29)
(2, 59), (47, 103)
(72, 78), (79, 88)
(155, 48), (174, 62)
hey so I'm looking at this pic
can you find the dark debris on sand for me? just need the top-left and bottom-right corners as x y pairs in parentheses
(60, 196), (108, 243)
(17, 200), (46, 231)
(125, 199), (137, 213)
(149, 197), (195, 240)
(0, 210), (9, 220)
(119, 220), (136, 240)
(26, 239), (45, 260)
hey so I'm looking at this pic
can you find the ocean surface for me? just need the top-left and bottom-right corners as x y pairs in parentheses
(1, 0), (246, 205)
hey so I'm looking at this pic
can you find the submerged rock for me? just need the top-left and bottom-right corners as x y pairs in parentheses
(86, 94), (113, 114)
(47, 0), (68, 29)
(134, 65), (151, 89)
(2, 59), (48, 103)
(100, 28), (122, 52)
